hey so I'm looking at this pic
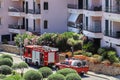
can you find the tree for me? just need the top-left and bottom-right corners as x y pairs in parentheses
(24, 70), (43, 80)
(12, 62), (28, 76)
(0, 58), (13, 67)
(14, 32), (35, 47)
(67, 38), (83, 57)
(0, 65), (12, 75)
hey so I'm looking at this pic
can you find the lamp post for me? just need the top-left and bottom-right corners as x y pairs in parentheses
(19, 37), (22, 59)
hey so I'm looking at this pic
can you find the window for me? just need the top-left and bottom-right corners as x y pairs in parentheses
(86, 17), (88, 29)
(1, 34), (10, 42)
(0, 18), (1, 25)
(33, 19), (35, 31)
(44, 2), (48, 10)
(0, 2), (1, 8)
(44, 20), (48, 29)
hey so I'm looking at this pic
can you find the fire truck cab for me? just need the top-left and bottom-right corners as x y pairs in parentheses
(23, 45), (59, 66)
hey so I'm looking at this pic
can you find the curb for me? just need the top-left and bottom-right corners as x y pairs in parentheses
(87, 72), (110, 80)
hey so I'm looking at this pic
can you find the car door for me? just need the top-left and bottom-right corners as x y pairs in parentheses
(71, 61), (82, 73)
(59, 62), (66, 69)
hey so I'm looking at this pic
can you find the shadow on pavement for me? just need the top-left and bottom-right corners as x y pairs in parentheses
(81, 74), (90, 78)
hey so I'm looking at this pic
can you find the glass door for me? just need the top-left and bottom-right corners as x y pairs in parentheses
(78, 0), (83, 9)
(105, 20), (109, 36)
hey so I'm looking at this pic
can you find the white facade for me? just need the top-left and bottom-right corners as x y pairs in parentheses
(67, 0), (120, 56)
(0, 0), (68, 42)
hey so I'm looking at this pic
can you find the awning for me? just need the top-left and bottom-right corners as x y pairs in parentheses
(68, 13), (79, 23)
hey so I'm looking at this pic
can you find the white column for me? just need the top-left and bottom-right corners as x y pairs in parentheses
(111, 21), (113, 36)
(0, 35), (1, 42)
(108, 20), (110, 35)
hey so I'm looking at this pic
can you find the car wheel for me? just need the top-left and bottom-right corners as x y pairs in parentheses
(80, 72), (84, 76)
(56, 66), (60, 71)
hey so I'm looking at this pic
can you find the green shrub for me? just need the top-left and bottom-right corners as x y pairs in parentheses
(38, 67), (53, 78)
(57, 68), (77, 76)
(82, 51), (92, 57)
(107, 51), (117, 56)
(48, 73), (65, 80)
(107, 51), (119, 63)
(82, 41), (93, 51)
(0, 58), (13, 67)
(3, 74), (24, 80)
(24, 70), (43, 80)
(0, 74), (6, 79)
(97, 48), (106, 54)
(92, 54), (103, 63)
(0, 65), (12, 75)
(1, 54), (13, 62)
(74, 51), (82, 55)
(66, 73), (81, 80)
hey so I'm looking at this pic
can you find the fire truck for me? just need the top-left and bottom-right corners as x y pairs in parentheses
(23, 45), (59, 66)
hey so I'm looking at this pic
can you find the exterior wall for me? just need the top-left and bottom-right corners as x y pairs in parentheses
(0, 0), (68, 43)
(0, 0), (11, 35)
(40, 0), (68, 33)
(67, 0), (120, 56)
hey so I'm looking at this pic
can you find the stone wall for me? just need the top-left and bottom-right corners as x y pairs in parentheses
(88, 62), (120, 76)
(0, 44), (20, 54)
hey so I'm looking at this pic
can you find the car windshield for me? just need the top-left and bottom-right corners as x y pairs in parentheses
(71, 60), (82, 67)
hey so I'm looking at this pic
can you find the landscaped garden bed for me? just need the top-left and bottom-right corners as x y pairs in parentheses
(73, 47), (120, 76)
(88, 62), (120, 76)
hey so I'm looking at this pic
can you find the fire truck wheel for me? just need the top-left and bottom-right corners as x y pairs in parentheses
(55, 66), (60, 71)
(80, 72), (84, 76)
(25, 59), (27, 63)
(36, 62), (39, 67)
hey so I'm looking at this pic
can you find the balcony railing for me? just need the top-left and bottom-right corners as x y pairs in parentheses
(8, 7), (24, 12)
(86, 6), (102, 11)
(104, 31), (120, 38)
(67, 22), (83, 29)
(28, 9), (41, 14)
(105, 6), (120, 13)
(84, 25), (101, 33)
(67, 4), (78, 9)
(8, 24), (25, 29)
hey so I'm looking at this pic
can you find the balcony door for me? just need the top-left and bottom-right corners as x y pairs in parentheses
(86, 0), (88, 9)
(26, 1), (28, 13)
(78, 0), (83, 9)
(116, 0), (120, 12)
(26, 19), (28, 31)
(105, 0), (109, 12)
(23, 1), (25, 12)
(105, 20), (109, 36)
(94, 21), (101, 32)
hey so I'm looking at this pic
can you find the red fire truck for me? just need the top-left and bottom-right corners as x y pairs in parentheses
(23, 45), (59, 66)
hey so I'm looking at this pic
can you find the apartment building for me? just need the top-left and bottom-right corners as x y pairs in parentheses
(0, 0), (68, 42)
(67, 0), (120, 56)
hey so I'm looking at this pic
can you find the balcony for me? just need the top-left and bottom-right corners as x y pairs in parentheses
(104, 6), (120, 21)
(8, 24), (26, 34)
(8, 7), (25, 17)
(67, 21), (83, 33)
(103, 31), (120, 45)
(67, 4), (84, 14)
(84, 6), (102, 16)
(12, 0), (20, 1)
(27, 9), (41, 19)
(28, 9), (41, 14)
(83, 26), (103, 38)
(105, 6), (120, 14)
